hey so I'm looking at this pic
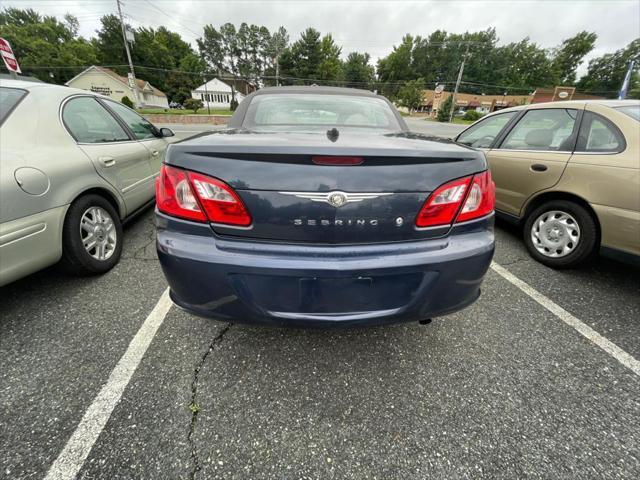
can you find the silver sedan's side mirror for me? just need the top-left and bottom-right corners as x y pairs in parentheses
(159, 127), (174, 138)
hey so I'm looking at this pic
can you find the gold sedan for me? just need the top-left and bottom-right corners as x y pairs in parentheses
(456, 100), (639, 268)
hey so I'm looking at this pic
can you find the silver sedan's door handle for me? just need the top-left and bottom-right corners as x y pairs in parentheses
(151, 150), (160, 157)
(99, 156), (116, 167)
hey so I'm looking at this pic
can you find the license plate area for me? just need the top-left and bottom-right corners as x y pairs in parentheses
(232, 272), (425, 314)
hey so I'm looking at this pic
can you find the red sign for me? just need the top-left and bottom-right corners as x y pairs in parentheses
(0, 37), (21, 74)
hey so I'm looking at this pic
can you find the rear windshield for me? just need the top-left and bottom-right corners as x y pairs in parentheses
(614, 105), (640, 121)
(0, 87), (27, 124)
(243, 93), (402, 131)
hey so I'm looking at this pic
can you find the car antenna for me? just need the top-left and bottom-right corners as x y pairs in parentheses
(327, 127), (339, 142)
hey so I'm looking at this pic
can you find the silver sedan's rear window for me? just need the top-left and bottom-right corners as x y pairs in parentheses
(243, 94), (401, 131)
(0, 87), (27, 124)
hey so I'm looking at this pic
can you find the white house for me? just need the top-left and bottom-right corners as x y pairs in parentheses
(191, 77), (256, 109)
(66, 65), (169, 108)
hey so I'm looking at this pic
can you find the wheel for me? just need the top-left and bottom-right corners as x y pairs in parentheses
(60, 194), (123, 275)
(523, 200), (598, 269)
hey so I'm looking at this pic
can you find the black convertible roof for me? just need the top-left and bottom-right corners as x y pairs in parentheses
(227, 85), (407, 130)
(252, 86), (378, 97)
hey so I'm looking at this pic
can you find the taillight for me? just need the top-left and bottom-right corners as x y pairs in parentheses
(156, 165), (207, 222)
(415, 170), (494, 228)
(456, 170), (495, 223)
(156, 165), (252, 226)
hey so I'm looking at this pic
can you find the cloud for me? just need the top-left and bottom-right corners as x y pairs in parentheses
(8, 0), (640, 76)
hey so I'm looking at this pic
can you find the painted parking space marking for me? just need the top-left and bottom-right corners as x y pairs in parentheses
(491, 262), (640, 376)
(44, 288), (173, 480)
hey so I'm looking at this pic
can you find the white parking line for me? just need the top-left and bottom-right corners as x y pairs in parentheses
(44, 288), (173, 480)
(491, 262), (640, 376)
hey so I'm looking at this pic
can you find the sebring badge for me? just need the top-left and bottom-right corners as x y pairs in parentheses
(279, 190), (392, 208)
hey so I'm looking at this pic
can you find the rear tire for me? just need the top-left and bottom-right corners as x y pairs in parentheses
(60, 194), (123, 276)
(523, 200), (597, 269)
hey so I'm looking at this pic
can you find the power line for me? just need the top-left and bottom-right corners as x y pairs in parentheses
(16, 64), (621, 94)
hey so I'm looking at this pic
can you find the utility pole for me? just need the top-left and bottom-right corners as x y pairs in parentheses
(275, 57), (280, 87)
(203, 73), (210, 114)
(116, 0), (140, 108)
(449, 44), (470, 123)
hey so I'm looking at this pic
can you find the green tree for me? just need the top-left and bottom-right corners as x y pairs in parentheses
(317, 34), (342, 82)
(578, 39), (640, 98)
(265, 26), (289, 85)
(94, 17), (203, 102)
(437, 94), (453, 122)
(377, 34), (415, 99)
(288, 28), (323, 81)
(493, 38), (556, 91)
(95, 14), (127, 73)
(278, 28), (343, 84)
(551, 31), (597, 84)
(397, 78), (425, 111)
(0, 8), (98, 83)
(343, 52), (375, 88)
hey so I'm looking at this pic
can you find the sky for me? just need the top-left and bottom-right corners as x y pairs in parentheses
(5, 0), (640, 78)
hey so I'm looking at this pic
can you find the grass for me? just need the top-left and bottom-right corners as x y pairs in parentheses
(137, 108), (232, 116)
(422, 116), (475, 125)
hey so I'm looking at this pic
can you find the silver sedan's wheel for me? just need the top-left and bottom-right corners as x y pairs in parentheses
(80, 206), (117, 261)
(530, 210), (581, 258)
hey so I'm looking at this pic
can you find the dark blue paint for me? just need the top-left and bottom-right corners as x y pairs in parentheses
(156, 211), (494, 327)
(159, 101), (495, 327)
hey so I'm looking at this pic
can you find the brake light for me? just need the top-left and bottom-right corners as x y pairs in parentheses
(312, 156), (364, 166)
(156, 165), (252, 226)
(415, 170), (494, 228)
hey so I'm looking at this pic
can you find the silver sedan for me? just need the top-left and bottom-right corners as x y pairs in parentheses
(0, 79), (174, 286)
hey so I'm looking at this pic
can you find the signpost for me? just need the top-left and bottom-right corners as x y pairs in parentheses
(0, 37), (21, 78)
(618, 60), (635, 100)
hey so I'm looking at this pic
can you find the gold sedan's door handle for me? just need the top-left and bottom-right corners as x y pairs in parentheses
(531, 163), (548, 172)
(99, 156), (116, 167)
(151, 150), (160, 157)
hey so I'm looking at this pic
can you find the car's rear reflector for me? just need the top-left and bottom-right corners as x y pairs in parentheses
(312, 156), (364, 166)
(156, 165), (252, 226)
(456, 170), (495, 223)
(156, 165), (207, 222)
(415, 170), (494, 228)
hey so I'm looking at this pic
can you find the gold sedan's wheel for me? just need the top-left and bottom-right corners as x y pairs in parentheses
(530, 210), (581, 258)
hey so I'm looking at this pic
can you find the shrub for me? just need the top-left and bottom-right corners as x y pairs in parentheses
(463, 110), (484, 121)
(436, 95), (453, 122)
(183, 98), (203, 113)
(121, 96), (134, 108)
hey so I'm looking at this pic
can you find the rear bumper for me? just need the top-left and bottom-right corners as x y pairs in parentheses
(156, 212), (495, 327)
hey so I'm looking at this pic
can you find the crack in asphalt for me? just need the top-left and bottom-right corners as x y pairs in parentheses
(188, 323), (232, 480)
(495, 257), (531, 267)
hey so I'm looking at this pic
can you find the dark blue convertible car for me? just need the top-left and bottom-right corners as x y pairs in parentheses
(156, 87), (495, 327)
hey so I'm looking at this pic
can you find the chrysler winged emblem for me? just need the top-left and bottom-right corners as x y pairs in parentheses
(279, 190), (392, 208)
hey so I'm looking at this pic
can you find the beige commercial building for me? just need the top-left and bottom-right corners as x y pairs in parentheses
(66, 65), (169, 108)
(421, 86), (603, 117)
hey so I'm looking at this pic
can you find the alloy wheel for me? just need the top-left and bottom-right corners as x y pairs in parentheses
(79, 206), (117, 261)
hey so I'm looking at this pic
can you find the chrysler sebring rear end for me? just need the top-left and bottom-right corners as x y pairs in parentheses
(156, 88), (495, 327)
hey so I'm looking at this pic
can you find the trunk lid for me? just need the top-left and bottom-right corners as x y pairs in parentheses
(167, 129), (486, 244)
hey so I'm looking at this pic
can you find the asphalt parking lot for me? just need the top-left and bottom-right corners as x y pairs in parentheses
(1, 119), (639, 480)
